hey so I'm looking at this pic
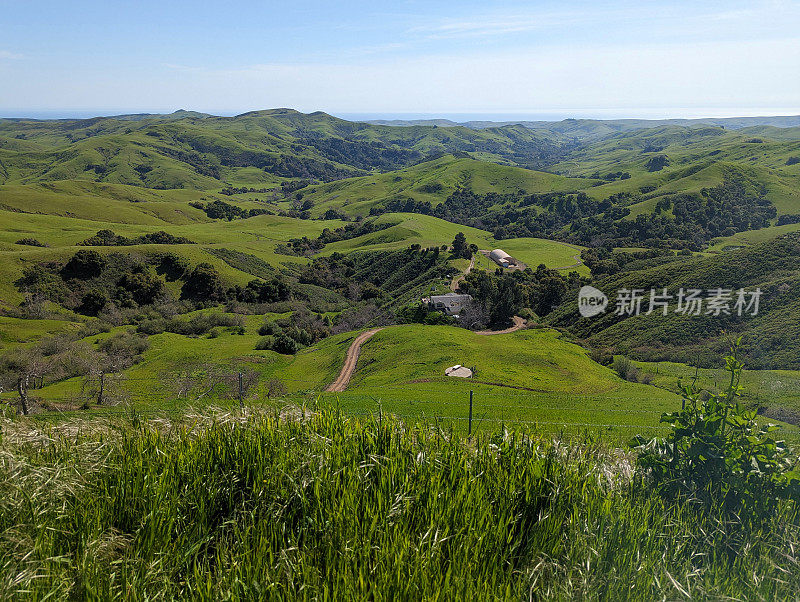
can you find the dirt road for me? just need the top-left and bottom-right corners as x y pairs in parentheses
(325, 328), (383, 392)
(450, 255), (475, 291)
(475, 315), (527, 335)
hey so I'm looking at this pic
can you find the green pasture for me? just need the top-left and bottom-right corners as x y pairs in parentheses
(6, 321), (695, 441)
(302, 156), (594, 218)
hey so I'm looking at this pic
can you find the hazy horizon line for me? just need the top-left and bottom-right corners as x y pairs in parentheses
(2, 107), (800, 122)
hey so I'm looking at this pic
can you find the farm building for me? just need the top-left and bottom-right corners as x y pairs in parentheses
(489, 249), (516, 268)
(427, 292), (472, 316)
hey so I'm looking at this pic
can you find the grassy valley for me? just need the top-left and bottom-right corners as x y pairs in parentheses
(1, 105), (800, 600)
(2, 109), (800, 429)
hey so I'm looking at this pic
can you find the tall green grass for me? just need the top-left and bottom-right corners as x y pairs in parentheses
(1, 407), (799, 600)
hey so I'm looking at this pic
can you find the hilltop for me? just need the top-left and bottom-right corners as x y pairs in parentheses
(367, 114), (800, 139)
(1, 108), (800, 435)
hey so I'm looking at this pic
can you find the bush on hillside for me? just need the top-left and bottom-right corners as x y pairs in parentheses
(162, 312), (243, 337)
(180, 263), (225, 303)
(256, 333), (299, 355)
(15, 237), (48, 247)
(613, 356), (640, 382)
(777, 214), (800, 226)
(645, 154), (670, 172)
(117, 271), (165, 306)
(397, 303), (456, 326)
(61, 250), (106, 280)
(79, 229), (195, 246)
(229, 277), (291, 304)
(78, 290), (109, 316)
(155, 252), (190, 280)
(588, 347), (614, 366)
(97, 332), (150, 371)
(632, 338), (800, 522)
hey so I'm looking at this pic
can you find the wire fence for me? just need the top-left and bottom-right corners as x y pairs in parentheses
(4, 370), (680, 434)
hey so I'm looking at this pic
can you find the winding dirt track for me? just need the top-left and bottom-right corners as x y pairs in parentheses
(450, 255), (475, 291)
(475, 315), (527, 335)
(325, 328), (384, 392)
(326, 251), (528, 392)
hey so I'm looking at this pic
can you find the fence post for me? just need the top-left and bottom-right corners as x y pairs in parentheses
(238, 372), (244, 410)
(468, 390), (474, 438)
(97, 372), (105, 405)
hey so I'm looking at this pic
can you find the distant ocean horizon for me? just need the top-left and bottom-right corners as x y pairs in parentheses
(2, 107), (799, 122)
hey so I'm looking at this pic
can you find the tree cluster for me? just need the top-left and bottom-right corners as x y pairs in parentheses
(190, 200), (271, 221)
(277, 219), (395, 257)
(458, 264), (582, 328)
(79, 229), (195, 246)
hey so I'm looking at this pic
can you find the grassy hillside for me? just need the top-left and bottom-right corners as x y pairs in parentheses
(371, 114), (800, 137)
(0, 199), (587, 308)
(548, 232), (800, 369)
(2, 319), (688, 436)
(3, 108), (800, 433)
(550, 127), (800, 217)
(300, 155), (595, 217)
(7, 408), (800, 599)
(0, 109), (571, 189)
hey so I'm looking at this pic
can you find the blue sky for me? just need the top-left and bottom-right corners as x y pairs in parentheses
(1, 0), (799, 119)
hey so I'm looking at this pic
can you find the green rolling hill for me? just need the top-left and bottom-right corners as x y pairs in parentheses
(1, 108), (800, 433)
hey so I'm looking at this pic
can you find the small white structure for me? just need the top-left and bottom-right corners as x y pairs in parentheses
(445, 365), (473, 378)
(489, 249), (516, 268)
(428, 292), (472, 316)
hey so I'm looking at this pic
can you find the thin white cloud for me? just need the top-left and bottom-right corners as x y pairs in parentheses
(0, 50), (23, 60)
(162, 63), (204, 73)
(410, 10), (595, 39)
(410, 2), (797, 40)
(125, 37), (799, 115)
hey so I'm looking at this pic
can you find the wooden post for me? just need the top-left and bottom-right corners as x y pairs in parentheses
(238, 372), (244, 410)
(468, 390), (474, 437)
(17, 376), (29, 416)
(97, 372), (105, 405)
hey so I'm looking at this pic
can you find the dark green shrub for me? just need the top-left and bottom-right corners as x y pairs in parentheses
(632, 338), (800, 522)
(255, 336), (274, 351)
(613, 356), (640, 382)
(165, 312), (242, 336)
(78, 290), (108, 316)
(180, 263), (225, 302)
(255, 333), (298, 354)
(75, 320), (113, 339)
(117, 272), (164, 306)
(588, 347), (613, 366)
(61, 250), (106, 280)
(777, 213), (800, 226)
(645, 155), (669, 172)
(258, 321), (282, 336)
(15, 237), (47, 247)
(272, 334), (298, 355)
(155, 253), (189, 281)
(417, 182), (443, 194)
(136, 318), (167, 335)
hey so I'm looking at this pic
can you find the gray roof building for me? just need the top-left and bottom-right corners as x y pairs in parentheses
(427, 292), (472, 316)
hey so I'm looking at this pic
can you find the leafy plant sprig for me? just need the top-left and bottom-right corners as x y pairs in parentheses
(632, 337), (800, 523)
